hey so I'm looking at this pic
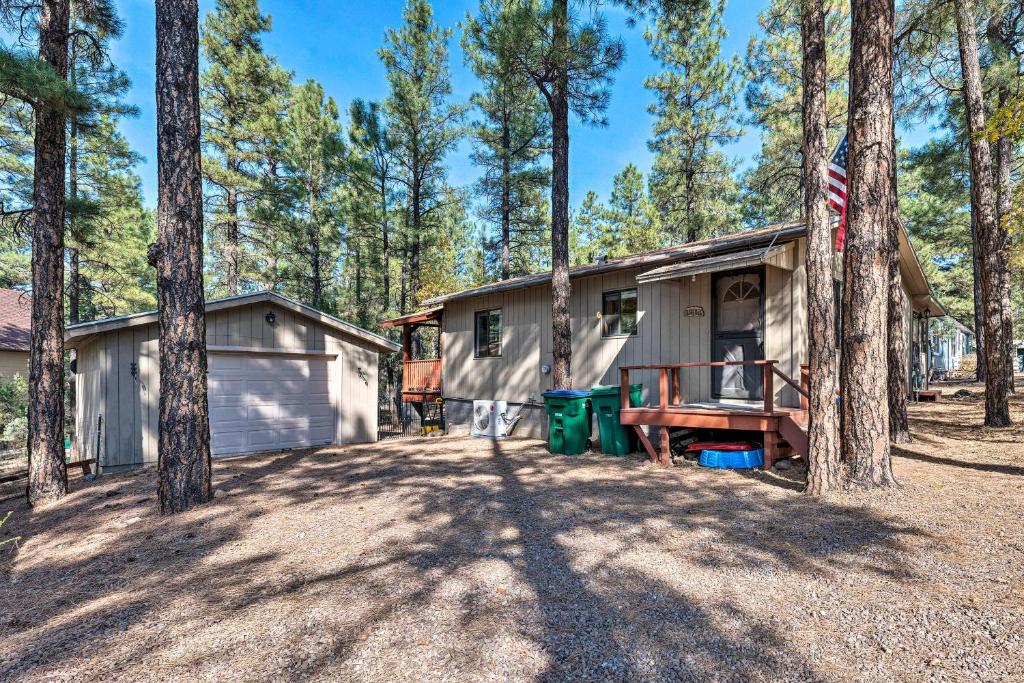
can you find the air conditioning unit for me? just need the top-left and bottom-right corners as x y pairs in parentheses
(471, 400), (521, 438)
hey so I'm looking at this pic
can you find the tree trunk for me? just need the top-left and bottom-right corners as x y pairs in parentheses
(27, 0), (70, 506)
(801, 0), (841, 495)
(841, 0), (897, 488)
(225, 154), (240, 296)
(954, 0), (1013, 426)
(380, 175), (390, 313)
(550, 0), (572, 390)
(501, 111), (512, 280)
(887, 228), (911, 443)
(155, 0), (213, 513)
(971, 206), (985, 382)
(993, 88), (1014, 393)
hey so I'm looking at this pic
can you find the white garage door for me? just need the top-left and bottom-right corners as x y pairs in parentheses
(208, 353), (335, 456)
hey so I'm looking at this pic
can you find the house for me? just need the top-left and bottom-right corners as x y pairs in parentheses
(928, 318), (974, 380)
(383, 220), (944, 466)
(66, 291), (400, 472)
(0, 289), (31, 379)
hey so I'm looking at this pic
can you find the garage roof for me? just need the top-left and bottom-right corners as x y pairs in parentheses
(65, 291), (401, 353)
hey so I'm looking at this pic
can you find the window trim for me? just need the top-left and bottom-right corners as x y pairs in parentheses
(601, 288), (639, 339)
(473, 307), (503, 359)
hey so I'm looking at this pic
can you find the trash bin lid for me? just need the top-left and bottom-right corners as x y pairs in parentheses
(542, 389), (590, 398)
(589, 384), (642, 396)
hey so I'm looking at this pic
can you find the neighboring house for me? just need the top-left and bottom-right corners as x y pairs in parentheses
(929, 318), (974, 380)
(66, 291), (400, 473)
(0, 289), (31, 379)
(384, 220), (944, 462)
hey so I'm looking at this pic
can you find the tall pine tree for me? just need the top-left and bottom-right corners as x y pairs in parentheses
(645, 0), (741, 241)
(200, 0), (291, 296)
(463, 0), (550, 281)
(379, 0), (465, 312)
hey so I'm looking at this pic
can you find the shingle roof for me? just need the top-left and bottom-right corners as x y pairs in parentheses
(0, 289), (31, 352)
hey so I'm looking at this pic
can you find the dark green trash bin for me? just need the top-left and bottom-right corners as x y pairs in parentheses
(589, 384), (643, 455)
(542, 390), (593, 455)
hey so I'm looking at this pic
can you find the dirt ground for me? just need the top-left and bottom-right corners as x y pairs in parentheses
(2, 386), (1022, 682)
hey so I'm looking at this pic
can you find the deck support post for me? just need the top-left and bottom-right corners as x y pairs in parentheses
(633, 425), (659, 464)
(762, 362), (775, 413)
(763, 429), (779, 470)
(659, 427), (672, 466)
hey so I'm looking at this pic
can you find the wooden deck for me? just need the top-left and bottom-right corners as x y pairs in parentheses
(618, 361), (809, 468)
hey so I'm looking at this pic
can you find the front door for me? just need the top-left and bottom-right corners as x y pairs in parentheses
(711, 270), (765, 400)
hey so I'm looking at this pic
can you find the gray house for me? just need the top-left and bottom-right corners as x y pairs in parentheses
(67, 291), (400, 472)
(386, 221), (943, 452)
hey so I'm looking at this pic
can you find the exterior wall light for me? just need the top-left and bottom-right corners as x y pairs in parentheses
(265, 311), (276, 325)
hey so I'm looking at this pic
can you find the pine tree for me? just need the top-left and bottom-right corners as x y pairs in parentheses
(645, 0), (741, 242)
(605, 164), (662, 255)
(841, 0), (897, 488)
(463, 0), (550, 281)
(743, 0), (849, 225)
(154, 0), (213, 513)
(345, 99), (399, 320)
(379, 0), (465, 312)
(200, 0), (291, 296)
(27, 0), (71, 505)
(568, 190), (603, 266)
(502, 0), (624, 389)
(72, 114), (155, 318)
(276, 80), (345, 313)
(954, 0), (1013, 426)
(65, 0), (137, 325)
(801, 0), (841, 495)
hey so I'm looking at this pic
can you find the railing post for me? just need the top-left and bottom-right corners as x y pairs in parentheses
(799, 363), (810, 411)
(659, 368), (669, 409)
(762, 361), (775, 413)
(620, 367), (630, 412)
(671, 367), (681, 406)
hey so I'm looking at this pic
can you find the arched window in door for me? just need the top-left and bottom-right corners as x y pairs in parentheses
(717, 275), (761, 332)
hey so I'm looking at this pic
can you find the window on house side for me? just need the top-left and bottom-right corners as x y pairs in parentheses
(602, 289), (638, 337)
(474, 308), (502, 357)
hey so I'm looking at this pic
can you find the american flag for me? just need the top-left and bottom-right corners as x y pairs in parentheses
(828, 134), (848, 251)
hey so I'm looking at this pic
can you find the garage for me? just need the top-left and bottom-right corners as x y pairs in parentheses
(208, 353), (336, 456)
(65, 291), (401, 472)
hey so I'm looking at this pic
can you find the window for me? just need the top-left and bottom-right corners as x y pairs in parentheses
(602, 289), (638, 337)
(474, 308), (502, 357)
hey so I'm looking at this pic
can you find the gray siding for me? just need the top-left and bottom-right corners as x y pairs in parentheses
(75, 301), (381, 470)
(441, 238), (813, 437)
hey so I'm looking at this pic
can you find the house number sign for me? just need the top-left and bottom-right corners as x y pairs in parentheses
(684, 306), (705, 317)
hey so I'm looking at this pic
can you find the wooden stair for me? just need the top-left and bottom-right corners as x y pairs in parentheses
(777, 413), (808, 458)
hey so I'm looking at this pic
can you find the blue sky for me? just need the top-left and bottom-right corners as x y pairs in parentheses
(112, 0), (772, 210)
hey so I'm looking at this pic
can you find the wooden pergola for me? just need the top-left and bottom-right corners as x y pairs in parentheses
(379, 307), (444, 403)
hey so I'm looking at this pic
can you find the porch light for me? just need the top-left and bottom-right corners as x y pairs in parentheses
(265, 311), (276, 325)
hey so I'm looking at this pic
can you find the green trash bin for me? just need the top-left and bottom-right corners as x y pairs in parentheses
(542, 389), (593, 455)
(589, 383), (643, 455)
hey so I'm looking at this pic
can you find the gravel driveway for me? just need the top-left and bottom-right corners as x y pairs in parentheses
(2, 387), (1022, 682)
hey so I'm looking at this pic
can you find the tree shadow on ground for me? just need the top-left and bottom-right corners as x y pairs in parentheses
(1, 437), (927, 681)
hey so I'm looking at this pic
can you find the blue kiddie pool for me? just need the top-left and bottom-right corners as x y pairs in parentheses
(699, 448), (765, 469)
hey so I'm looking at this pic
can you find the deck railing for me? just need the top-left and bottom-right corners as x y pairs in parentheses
(618, 360), (809, 414)
(402, 358), (442, 393)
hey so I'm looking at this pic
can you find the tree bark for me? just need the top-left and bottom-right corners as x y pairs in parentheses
(887, 228), (911, 443)
(971, 206), (985, 382)
(992, 87), (1014, 393)
(225, 153), (240, 296)
(954, 0), (1013, 426)
(27, 0), (70, 506)
(550, 0), (572, 390)
(841, 0), (897, 488)
(501, 111), (512, 281)
(155, 0), (213, 513)
(887, 115), (911, 444)
(800, 0), (841, 495)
